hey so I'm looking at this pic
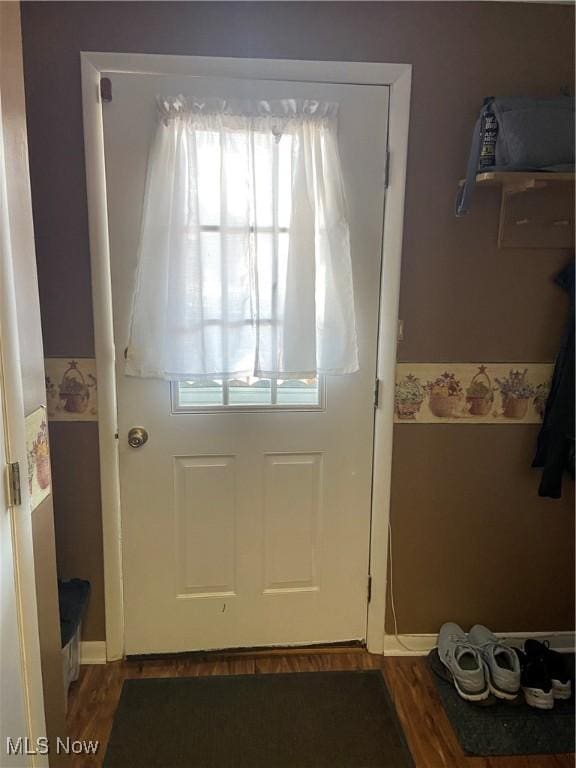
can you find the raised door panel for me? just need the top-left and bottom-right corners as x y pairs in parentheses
(175, 455), (237, 597)
(263, 453), (322, 594)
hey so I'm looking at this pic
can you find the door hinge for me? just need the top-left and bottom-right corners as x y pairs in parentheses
(367, 575), (373, 603)
(384, 149), (390, 188)
(374, 378), (381, 409)
(100, 77), (112, 104)
(7, 462), (21, 507)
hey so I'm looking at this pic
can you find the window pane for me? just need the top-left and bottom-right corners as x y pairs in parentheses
(178, 380), (223, 406)
(196, 131), (221, 226)
(276, 378), (320, 406)
(228, 376), (272, 406)
(255, 232), (273, 319)
(277, 135), (293, 229)
(176, 376), (321, 409)
(277, 232), (289, 313)
(253, 132), (274, 229)
(197, 232), (222, 318)
(222, 131), (251, 227)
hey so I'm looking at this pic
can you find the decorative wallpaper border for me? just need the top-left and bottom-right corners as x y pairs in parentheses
(45, 358), (98, 421)
(395, 363), (553, 424)
(25, 406), (51, 510)
(43, 357), (554, 425)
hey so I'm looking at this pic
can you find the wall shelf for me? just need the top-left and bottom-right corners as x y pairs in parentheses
(467, 171), (575, 248)
(475, 170), (575, 194)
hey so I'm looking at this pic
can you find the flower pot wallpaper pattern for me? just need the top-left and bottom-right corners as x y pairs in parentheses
(395, 363), (553, 424)
(43, 358), (553, 425)
(45, 358), (98, 421)
(25, 406), (51, 509)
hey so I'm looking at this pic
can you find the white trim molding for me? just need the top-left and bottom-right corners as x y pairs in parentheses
(80, 641), (108, 665)
(384, 631), (576, 657)
(81, 52), (412, 660)
(0, 7), (48, 756)
(81, 53), (125, 662)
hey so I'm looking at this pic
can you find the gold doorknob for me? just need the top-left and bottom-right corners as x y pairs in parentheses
(128, 427), (148, 448)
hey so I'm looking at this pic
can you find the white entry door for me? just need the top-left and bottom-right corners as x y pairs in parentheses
(102, 71), (389, 654)
(0, 377), (30, 768)
(0, 44), (47, 758)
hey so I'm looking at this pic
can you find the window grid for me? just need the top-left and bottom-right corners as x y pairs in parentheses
(171, 128), (317, 412)
(171, 377), (323, 413)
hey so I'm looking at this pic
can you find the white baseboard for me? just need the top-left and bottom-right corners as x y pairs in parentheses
(384, 631), (575, 656)
(78, 633), (574, 662)
(80, 641), (107, 665)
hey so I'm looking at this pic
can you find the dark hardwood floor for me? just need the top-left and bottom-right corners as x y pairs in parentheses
(66, 649), (574, 768)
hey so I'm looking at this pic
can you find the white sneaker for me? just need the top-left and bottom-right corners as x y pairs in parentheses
(469, 624), (521, 701)
(438, 623), (490, 702)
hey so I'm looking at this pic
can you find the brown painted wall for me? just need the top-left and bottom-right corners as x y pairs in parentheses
(1, 2), (67, 763)
(49, 422), (106, 641)
(387, 426), (574, 634)
(20, 1), (575, 640)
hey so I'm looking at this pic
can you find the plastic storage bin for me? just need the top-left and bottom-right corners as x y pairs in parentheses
(61, 621), (81, 711)
(58, 579), (91, 709)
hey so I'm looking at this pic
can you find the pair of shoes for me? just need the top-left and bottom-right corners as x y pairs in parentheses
(515, 639), (572, 710)
(438, 622), (520, 703)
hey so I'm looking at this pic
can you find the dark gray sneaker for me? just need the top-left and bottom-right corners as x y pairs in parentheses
(469, 624), (521, 701)
(438, 622), (490, 702)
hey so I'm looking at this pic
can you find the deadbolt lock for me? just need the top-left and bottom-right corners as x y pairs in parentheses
(128, 427), (148, 448)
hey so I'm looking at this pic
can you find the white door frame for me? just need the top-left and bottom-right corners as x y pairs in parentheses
(81, 52), (411, 660)
(0, 82), (48, 764)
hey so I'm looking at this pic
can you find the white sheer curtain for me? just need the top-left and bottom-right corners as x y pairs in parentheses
(125, 96), (359, 380)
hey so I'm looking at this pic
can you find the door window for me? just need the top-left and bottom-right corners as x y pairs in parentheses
(126, 97), (359, 382)
(172, 376), (323, 412)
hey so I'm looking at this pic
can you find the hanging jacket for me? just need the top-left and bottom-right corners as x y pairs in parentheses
(532, 261), (575, 498)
